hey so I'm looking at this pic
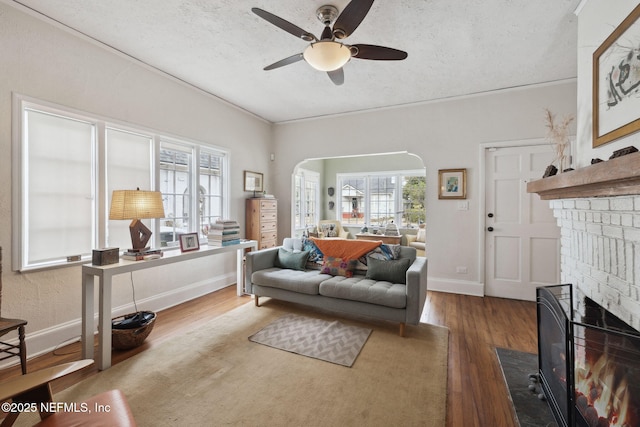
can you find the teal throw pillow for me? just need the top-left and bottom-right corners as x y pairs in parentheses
(275, 248), (309, 271)
(365, 257), (411, 284)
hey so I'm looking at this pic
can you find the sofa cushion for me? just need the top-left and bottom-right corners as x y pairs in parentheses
(319, 276), (407, 309)
(302, 237), (324, 265)
(251, 268), (329, 295)
(274, 248), (309, 271)
(282, 237), (303, 252)
(365, 257), (411, 285)
(320, 257), (357, 278)
(354, 244), (402, 271)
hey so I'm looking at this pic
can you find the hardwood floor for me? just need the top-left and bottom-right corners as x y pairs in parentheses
(0, 287), (538, 426)
(424, 291), (538, 427)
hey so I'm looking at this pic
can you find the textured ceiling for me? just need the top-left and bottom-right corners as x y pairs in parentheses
(12, 0), (581, 123)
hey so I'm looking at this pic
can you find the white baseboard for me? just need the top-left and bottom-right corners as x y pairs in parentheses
(428, 276), (485, 297)
(0, 273), (235, 370)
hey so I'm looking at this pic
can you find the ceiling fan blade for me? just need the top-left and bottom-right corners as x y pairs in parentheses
(263, 53), (304, 70)
(332, 0), (374, 39)
(351, 44), (408, 60)
(252, 8), (316, 41)
(327, 68), (344, 85)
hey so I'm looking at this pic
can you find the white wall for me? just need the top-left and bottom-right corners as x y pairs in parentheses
(575, 0), (640, 166)
(273, 82), (577, 295)
(0, 3), (272, 357)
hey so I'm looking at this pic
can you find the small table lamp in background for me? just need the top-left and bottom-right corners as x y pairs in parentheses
(109, 188), (165, 253)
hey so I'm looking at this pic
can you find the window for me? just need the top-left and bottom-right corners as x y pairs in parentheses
(159, 142), (226, 247)
(293, 169), (319, 232)
(106, 128), (154, 251)
(159, 143), (192, 246)
(340, 177), (366, 225)
(337, 171), (425, 228)
(18, 108), (96, 267)
(370, 175), (396, 226)
(402, 175), (427, 227)
(13, 95), (229, 270)
(198, 150), (225, 234)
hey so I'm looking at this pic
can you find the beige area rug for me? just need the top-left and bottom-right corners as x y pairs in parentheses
(23, 300), (449, 426)
(249, 313), (372, 367)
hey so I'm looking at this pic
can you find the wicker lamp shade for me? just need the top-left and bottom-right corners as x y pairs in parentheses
(109, 189), (165, 220)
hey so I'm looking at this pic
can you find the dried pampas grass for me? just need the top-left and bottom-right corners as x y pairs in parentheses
(544, 108), (574, 172)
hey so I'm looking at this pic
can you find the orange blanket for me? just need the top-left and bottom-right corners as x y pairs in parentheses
(310, 238), (381, 260)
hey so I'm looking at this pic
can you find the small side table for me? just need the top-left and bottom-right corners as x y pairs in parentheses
(355, 233), (402, 245)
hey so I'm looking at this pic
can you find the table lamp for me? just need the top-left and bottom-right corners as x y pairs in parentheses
(109, 188), (165, 253)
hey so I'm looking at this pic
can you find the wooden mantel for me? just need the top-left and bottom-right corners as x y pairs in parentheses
(526, 151), (640, 200)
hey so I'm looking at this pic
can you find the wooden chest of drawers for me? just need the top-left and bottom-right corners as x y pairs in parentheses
(246, 198), (278, 249)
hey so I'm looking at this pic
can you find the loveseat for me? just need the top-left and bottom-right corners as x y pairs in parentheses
(245, 238), (428, 336)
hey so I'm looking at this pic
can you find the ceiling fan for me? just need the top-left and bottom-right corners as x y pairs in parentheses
(251, 0), (407, 85)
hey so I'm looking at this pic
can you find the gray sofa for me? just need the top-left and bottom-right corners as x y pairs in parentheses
(245, 245), (428, 336)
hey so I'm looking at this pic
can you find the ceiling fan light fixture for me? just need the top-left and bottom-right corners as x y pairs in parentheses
(303, 41), (351, 72)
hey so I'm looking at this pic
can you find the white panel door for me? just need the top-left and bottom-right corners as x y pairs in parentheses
(485, 145), (560, 301)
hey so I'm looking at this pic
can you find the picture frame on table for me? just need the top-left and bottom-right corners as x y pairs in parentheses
(243, 170), (264, 192)
(179, 232), (200, 252)
(592, 3), (640, 148)
(438, 169), (467, 199)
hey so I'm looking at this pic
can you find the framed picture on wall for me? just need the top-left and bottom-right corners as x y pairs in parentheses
(243, 170), (264, 192)
(438, 169), (467, 199)
(592, 3), (640, 147)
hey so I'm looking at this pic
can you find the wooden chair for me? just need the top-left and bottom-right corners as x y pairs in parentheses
(0, 319), (27, 375)
(0, 359), (136, 426)
(0, 248), (28, 374)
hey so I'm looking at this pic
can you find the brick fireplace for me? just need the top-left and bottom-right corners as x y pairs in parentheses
(528, 151), (640, 331)
(528, 152), (640, 426)
(550, 195), (640, 331)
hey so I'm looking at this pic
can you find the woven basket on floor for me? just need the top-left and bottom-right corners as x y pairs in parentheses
(111, 311), (156, 350)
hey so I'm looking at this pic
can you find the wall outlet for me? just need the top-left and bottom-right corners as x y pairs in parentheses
(456, 266), (468, 274)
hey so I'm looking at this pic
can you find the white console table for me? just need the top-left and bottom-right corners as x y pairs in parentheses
(81, 240), (257, 370)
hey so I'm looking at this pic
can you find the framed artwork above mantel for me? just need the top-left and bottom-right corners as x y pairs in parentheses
(592, 3), (640, 147)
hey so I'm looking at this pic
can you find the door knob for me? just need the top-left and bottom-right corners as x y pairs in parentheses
(488, 213), (494, 218)
(487, 227), (494, 232)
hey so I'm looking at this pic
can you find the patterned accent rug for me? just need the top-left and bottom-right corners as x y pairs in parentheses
(249, 313), (372, 367)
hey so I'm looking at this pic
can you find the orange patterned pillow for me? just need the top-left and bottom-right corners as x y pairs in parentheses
(320, 257), (357, 278)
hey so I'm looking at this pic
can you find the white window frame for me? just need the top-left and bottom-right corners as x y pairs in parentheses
(158, 139), (229, 247)
(12, 94), (229, 271)
(336, 169), (425, 227)
(292, 168), (320, 233)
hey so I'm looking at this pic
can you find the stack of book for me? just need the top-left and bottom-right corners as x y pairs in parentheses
(208, 219), (240, 247)
(121, 248), (162, 261)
